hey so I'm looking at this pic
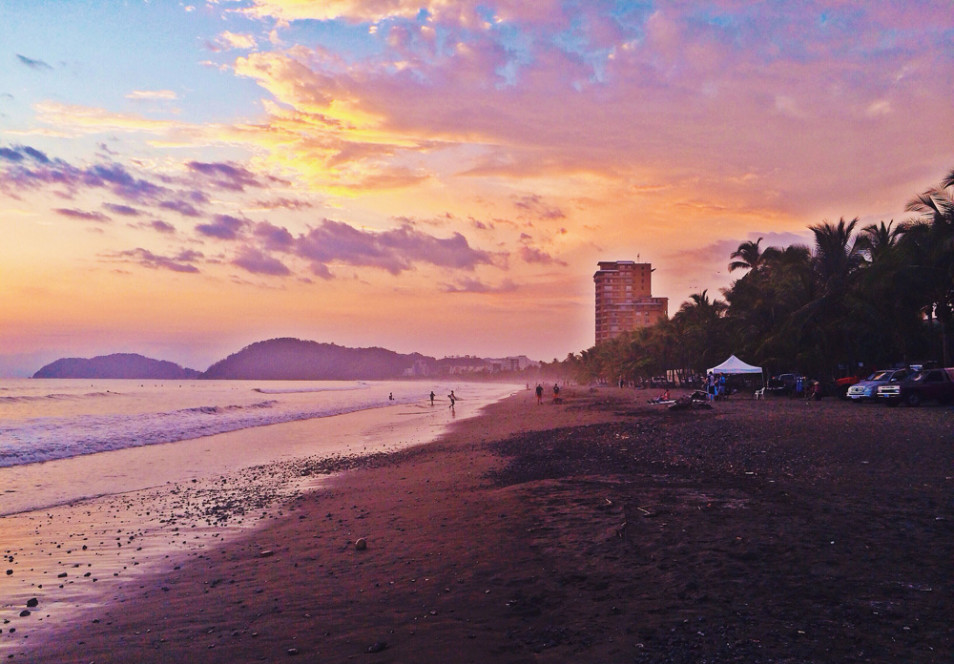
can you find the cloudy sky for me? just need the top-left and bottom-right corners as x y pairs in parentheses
(1, 1), (952, 374)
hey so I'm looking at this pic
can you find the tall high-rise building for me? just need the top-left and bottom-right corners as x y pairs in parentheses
(594, 260), (669, 345)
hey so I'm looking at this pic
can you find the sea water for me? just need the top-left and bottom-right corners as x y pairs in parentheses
(0, 378), (518, 515)
(0, 378), (520, 656)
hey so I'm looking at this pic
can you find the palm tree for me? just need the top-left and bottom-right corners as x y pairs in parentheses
(782, 218), (868, 378)
(726, 243), (812, 371)
(857, 220), (904, 263)
(729, 238), (766, 272)
(672, 290), (728, 374)
(810, 217), (867, 291)
(853, 220), (925, 367)
(903, 169), (954, 365)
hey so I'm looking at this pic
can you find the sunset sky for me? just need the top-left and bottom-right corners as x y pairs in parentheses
(1, 1), (952, 375)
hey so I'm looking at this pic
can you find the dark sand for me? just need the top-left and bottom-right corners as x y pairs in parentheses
(5, 388), (952, 663)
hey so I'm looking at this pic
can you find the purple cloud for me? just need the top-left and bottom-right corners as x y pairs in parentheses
(54, 208), (110, 223)
(21, 146), (50, 163)
(104, 202), (141, 216)
(187, 161), (263, 191)
(16, 54), (52, 71)
(518, 245), (567, 265)
(253, 197), (314, 211)
(254, 221), (295, 251)
(0, 147), (210, 218)
(196, 214), (248, 240)
(441, 278), (518, 293)
(0, 147), (23, 162)
(295, 219), (492, 276)
(232, 246), (292, 276)
(514, 194), (565, 220)
(2, 155), (172, 206)
(142, 219), (176, 234)
(85, 163), (169, 202)
(0, 145), (50, 163)
(114, 248), (201, 273)
(158, 199), (202, 217)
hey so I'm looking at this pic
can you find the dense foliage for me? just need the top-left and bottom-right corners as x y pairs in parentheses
(567, 169), (954, 384)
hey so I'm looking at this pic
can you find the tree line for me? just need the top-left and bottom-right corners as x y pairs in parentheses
(556, 168), (954, 386)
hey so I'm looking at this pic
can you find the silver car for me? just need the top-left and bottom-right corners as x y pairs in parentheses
(846, 368), (911, 401)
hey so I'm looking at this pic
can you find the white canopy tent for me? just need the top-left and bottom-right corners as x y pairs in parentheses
(707, 355), (762, 376)
(707, 355), (764, 396)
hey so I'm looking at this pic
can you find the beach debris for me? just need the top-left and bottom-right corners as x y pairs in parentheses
(287, 647), (299, 655)
(26, 598), (38, 608)
(366, 641), (388, 653)
(355, 537), (368, 551)
(259, 550), (275, 558)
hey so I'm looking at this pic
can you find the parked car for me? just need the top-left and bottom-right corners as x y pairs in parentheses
(876, 368), (954, 406)
(832, 375), (862, 399)
(846, 368), (912, 402)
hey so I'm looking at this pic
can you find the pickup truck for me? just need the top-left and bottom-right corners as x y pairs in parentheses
(876, 367), (954, 406)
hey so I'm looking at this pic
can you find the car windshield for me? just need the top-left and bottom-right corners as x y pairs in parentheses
(868, 371), (889, 381)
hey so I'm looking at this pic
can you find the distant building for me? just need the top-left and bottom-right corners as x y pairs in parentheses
(594, 260), (668, 345)
(438, 356), (489, 375)
(484, 355), (536, 372)
(436, 355), (538, 375)
(402, 358), (435, 377)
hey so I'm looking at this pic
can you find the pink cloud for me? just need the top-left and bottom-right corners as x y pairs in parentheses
(231, 2), (951, 224)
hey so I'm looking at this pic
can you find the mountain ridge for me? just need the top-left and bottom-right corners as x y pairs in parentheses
(32, 339), (437, 380)
(201, 337), (434, 380)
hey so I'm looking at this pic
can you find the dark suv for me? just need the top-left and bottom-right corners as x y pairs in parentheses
(877, 368), (954, 406)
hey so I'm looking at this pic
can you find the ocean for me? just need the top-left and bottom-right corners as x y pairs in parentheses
(0, 378), (519, 515)
(0, 378), (521, 654)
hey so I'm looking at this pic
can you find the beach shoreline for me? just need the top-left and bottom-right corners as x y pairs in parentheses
(0, 386), (516, 656)
(4, 387), (952, 663)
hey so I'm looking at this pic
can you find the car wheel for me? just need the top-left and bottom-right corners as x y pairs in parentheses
(905, 392), (921, 407)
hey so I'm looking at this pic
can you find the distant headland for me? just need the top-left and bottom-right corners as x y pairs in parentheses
(33, 353), (202, 380)
(32, 338), (536, 380)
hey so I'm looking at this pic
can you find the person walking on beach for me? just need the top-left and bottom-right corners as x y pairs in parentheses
(448, 390), (456, 407)
(429, 391), (435, 405)
(535, 384), (544, 404)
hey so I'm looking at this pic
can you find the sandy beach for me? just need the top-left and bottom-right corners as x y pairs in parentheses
(3, 387), (952, 663)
